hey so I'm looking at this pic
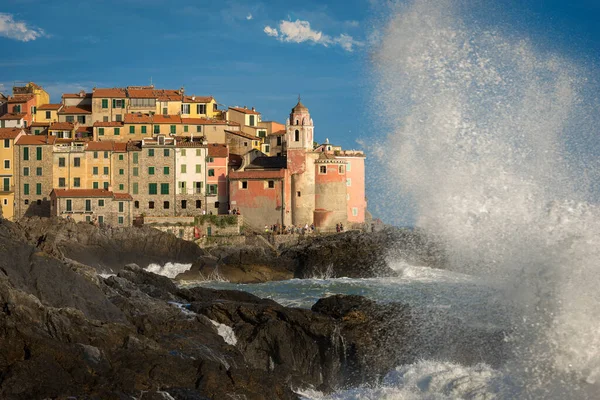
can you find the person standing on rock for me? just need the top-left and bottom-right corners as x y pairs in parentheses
(336, 223), (340, 233)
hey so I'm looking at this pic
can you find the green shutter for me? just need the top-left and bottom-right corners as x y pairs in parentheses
(148, 167), (154, 175)
(103, 167), (109, 175)
(23, 184), (29, 195)
(163, 166), (169, 175)
(122, 100), (125, 109)
(149, 183), (157, 195)
(141, 126), (147, 134)
(112, 99), (116, 108)
(23, 147), (29, 160)
(196, 164), (201, 173)
(93, 167), (98, 175)
(133, 153), (138, 164)
(130, 126), (135, 134)
(93, 182), (99, 189)
(36, 183), (42, 195)
(98, 128), (104, 136)
(160, 183), (169, 195)
(102, 99), (108, 108)
(133, 182), (138, 194)
(114, 128), (120, 135)
(170, 125), (176, 134)
(36, 147), (42, 160)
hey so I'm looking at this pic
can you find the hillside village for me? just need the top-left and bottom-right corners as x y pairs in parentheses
(0, 82), (367, 235)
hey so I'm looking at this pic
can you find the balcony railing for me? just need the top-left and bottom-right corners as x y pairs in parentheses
(54, 146), (84, 153)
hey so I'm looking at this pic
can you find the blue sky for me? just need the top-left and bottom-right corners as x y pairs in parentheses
(3, 0), (600, 224)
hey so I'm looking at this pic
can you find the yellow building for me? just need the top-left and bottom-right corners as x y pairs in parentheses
(49, 122), (78, 139)
(0, 128), (25, 219)
(85, 142), (113, 190)
(52, 140), (88, 191)
(182, 96), (220, 119)
(228, 106), (262, 128)
(35, 103), (61, 124)
(91, 88), (128, 123)
(124, 113), (153, 140)
(152, 115), (182, 136)
(26, 82), (50, 109)
(93, 121), (125, 141)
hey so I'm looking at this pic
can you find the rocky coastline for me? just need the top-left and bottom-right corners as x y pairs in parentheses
(0, 217), (503, 399)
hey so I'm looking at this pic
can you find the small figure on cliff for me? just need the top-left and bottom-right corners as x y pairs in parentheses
(336, 223), (340, 233)
(340, 223), (344, 232)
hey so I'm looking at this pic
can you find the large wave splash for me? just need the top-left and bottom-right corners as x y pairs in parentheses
(373, 0), (600, 396)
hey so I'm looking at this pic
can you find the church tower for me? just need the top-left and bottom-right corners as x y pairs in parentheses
(285, 97), (314, 151)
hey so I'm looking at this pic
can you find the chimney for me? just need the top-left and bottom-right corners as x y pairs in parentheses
(244, 106), (247, 109)
(251, 107), (255, 111)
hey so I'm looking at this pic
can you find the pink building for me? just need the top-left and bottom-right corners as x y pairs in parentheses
(206, 144), (229, 214)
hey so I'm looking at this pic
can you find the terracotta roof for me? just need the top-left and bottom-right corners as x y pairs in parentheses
(0, 128), (23, 139)
(113, 193), (133, 200)
(0, 113), (26, 120)
(225, 129), (257, 140)
(155, 90), (182, 101)
(49, 122), (75, 131)
(175, 140), (207, 148)
(86, 141), (117, 151)
(126, 88), (158, 99)
(52, 188), (132, 201)
(229, 169), (285, 179)
(8, 94), (34, 103)
(76, 126), (93, 134)
(292, 100), (308, 113)
(208, 143), (228, 158)
(30, 122), (50, 128)
(92, 88), (127, 98)
(269, 129), (286, 136)
(62, 92), (92, 99)
(183, 95), (214, 103)
(181, 117), (227, 125)
(93, 121), (124, 127)
(127, 88), (182, 101)
(37, 103), (62, 110)
(153, 114), (181, 124)
(229, 106), (260, 115)
(16, 135), (56, 145)
(114, 142), (127, 152)
(58, 106), (91, 114)
(124, 113), (152, 124)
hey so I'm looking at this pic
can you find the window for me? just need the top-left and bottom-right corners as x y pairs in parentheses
(160, 183), (169, 195)
(208, 169), (215, 177)
(149, 201), (155, 209)
(169, 125), (176, 135)
(119, 168), (124, 175)
(181, 104), (190, 114)
(181, 200), (187, 209)
(197, 104), (206, 114)
(98, 128), (104, 136)
(196, 200), (202, 208)
(57, 157), (65, 168)
(77, 116), (85, 124)
(36, 167), (42, 176)
(36, 183), (42, 195)
(23, 147), (29, 161)
(66, 199), (72, 211)
(184, 125), (188, 133)
(45, 111), (51, 119)
(149, 183), (157, 195)
(103, 117), (108, 122)
(241, 181), (248, 189)
(118, 154), (124, 161)
(118, 202), (124, 212)
(74, 178), (80, 187)
(3, 139), (9, 148)
(277, 136), (282, 145)
(56, 177), (65, 187)
(36, 147), (42, 160)
(113, 99), (125, 108)
(258, 130), (266, 138)
(163, 166), (169, 175)
(295, 130), (300, 141)
(352, 207), (358, 217)
(23, 183), (29, 195)
(23, 167), (29, 176)
(148, 149), (154, 157)
(346, 178), (352, 186)
(179, 181), (186, 194)
(338, 165), (345, 174)
(319, 166), (327, 174)
(133, 167), (139, 176)
(118, 216), (124, 225)
(3, 160), (9, 169)
(130, 126), (135, 134)
(102, 99), (108, 108)
(141, 126), (147, 134)
(2, 178), (9, 192)
(208, 184), (218, 195)
(164, 149), (170, 157)
(93, 167), (98, 175)
(148, 167), (155, 175)
(114, 128), (120, 136)
(194, 181), (203, 194)
(163, 201), (170, 209)
(34, 130), (40, 135)
(195, 164), (201, 173)
(134, 200), (139, 209)
(297, 191), (301, 197)
(154, 125), (160, 134)
(66, 116), (74, 123)
(265, 145), (270, 153)
(103, 182), (109, 190)
(130, 98), (156, 108)
(207, 157), (214, 163)
(196, 125), (202, 133)
(93, 182), (98, 189)
(268, 180), (275, 189)
(346, 162), (351, 172)
(133, 153), (138, 164)
(103, 167), (109, 175)
(74, 158), (81, 167)
(98, 216), (104, 224)
(93, 151), (98, 159)
(181, 149), (186, 157)
(14, 105), (21, 113)
(133, 182), (138, 194)
(85, 199), (92, 212)
(24, 199), (29, 205)
(249, 115), (255, 126)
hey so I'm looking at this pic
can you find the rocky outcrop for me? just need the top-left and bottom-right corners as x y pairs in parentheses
(16, 217), (206, 273)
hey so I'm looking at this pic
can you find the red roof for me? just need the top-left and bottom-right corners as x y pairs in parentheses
(93, 121), (124, 127)
(49, 122), (75, 130)
(86, 141), (117, 151)
(208, 143), (228, 157)
(183, 95), (214, 103)
(229, 169), (285, 179)
(113, 193), (133, 200)
(62, 92), (91, 99)
(124, 113), (152, 124)
(16, 135), (56, 145)
(37, 103), (62, 110)
(0, 128), (23, 139)
(114, 142), (127, 152)
(153, 114), (181, 124)
(92, 88), (127, 98)
(0, 113), (26, 120)
(58, 106), (91, 114)
(8, 94), (34, 103)
(77, 126), (93, 134)
(229, 106), (260, 115)
(225, 129), (256, 140)
(30, 122), (50, 128)
(181, 117), (227, 125)
(52, 188), (133, 201)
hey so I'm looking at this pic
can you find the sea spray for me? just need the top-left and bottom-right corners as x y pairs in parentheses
(372, 0), (600, 396)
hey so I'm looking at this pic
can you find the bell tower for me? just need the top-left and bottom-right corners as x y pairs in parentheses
(285, 96), (314, 151)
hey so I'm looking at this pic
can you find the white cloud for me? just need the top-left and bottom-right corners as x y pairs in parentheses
(264, 19), (362, 52)
(0, 13), (46, 42)
(246, 13), (253, 20)
(264, 26), (279, 37)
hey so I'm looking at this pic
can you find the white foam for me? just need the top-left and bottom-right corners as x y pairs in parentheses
(210, 319), (237, 346)
(145, 262), (192, 279)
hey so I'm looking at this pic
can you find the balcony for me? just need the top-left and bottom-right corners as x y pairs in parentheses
(53, 146), (84, 153)
(0, 185), (14, 194)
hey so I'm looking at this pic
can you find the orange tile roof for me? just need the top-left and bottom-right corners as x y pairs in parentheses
(270, 129), (286, 136)
(126, 88), (158, 99)
(124, 113), (153, 124)
(127, 88), (182, 100)
(155, 89), (182, 101)
(77, 126), (93, 134)
(153, 114), (181, 124)
(49, 122), (75, 131)
(8, 94), (34, 103)
(52, 188), (133, 201)
(93, 121), (124, 127)
(58, 106), (91, 114)
(229, 169), (285, 179)
(16, 135), (56, 145)
(0, 113), (26, 120)
(0, 128), (23, 139)
(175, 140), (206, 148)
(229, 106), (260, 115)
(183, 95), (214, 103)
(30, 122), (50, 128)
(113, 192), (133, 200)
(114, 142), (127, 152)
(86, 141), (117, 151)
(208, 143), (228, 158)
(92, 88), (127, 98)
(62, 92), (92, 99)
(181, 117), (227, 125)
(225, 129), (257, 140)
(37, 103), (62, 110)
